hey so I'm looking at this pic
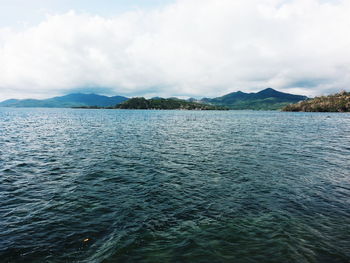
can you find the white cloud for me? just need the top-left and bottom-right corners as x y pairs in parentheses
(0, 0), (350, 100)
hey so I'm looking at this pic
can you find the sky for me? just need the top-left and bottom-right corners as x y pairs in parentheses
(0, 0), (350, 100)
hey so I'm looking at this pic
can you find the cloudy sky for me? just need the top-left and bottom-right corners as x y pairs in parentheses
(0, 0), (350, 100)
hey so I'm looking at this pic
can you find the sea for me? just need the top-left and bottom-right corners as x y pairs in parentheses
(0, 108), (349, 263)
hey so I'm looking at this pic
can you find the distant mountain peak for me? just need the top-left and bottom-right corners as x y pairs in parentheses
(257, 87), (279, 94)
(260, 87), (276, 91)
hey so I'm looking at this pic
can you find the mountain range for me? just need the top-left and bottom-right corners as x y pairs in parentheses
(200, 88), (308, 110)
(0, 88), (307, 110)
(0, 93), (128, 108)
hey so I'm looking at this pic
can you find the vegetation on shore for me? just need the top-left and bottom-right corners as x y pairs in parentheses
(116, 97), (229, 110)
(283, 91), (350, 112)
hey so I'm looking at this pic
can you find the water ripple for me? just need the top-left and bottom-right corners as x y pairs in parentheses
(0, 108), (349, 262)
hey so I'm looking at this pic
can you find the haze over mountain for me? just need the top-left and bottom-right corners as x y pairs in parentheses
(0, 93), (128, 108)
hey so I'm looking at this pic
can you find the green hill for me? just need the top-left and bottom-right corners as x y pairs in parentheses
(116, 97), (228, 110)
(283, 91), (350, 112)
(201, 88), (307, 110)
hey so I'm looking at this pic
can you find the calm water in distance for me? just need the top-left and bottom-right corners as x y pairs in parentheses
(0, 108), (349, 263)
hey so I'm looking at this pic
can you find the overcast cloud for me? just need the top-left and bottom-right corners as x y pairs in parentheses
(0, 0), (350, 100)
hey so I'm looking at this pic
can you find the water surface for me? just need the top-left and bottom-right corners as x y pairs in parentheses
(0, 108), (349, 262)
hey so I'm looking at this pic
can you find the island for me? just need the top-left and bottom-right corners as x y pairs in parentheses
(282, 91), (350, 112)
(115, 97), (228, 110)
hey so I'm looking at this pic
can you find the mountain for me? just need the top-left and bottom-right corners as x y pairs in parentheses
(0, 88), (307, 110)
(116, 97), (228, 110)
(283, 91), (350, 112)
(0, 93), (128, 108)
(201, 88), (308, 110)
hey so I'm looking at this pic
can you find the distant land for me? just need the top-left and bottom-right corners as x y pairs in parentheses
(0, 88), (308, 110)
(199, 88), (308, 110)
(0, 93), (128, 108)
(115, 97), (228, 110)
(283, 91), (350, 112)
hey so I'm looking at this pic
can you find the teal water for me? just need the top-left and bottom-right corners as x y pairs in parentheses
(0, 108), (349, 263)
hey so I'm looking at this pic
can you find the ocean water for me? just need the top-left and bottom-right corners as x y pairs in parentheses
(0, 108), (349, 263)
